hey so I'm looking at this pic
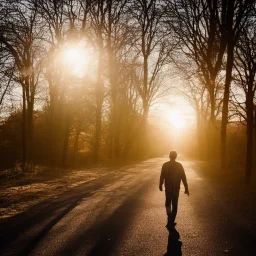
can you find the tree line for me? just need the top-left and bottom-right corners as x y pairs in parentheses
(169, 0), (256, 182)
(0, 0), (173, 169)
(0, 0), (256, 182)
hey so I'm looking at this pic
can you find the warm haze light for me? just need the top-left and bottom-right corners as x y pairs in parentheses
(168, 110), (186, 129)
(62, 44), (91, 75)
(64, 47), (81, 63)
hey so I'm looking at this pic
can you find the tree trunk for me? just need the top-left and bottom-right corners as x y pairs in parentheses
(143, 52), (148, 118)
(95, 100), (102, 162)
(73, 127), (81, 156)
(141, 101), (149, 156)
(108, 48), (119, 160)
(221, 43), (234, 168)
(207, 83), (216, 159)
(209, 86), (216, 126)
(114, 119), (120, 158)
(62, 117), (71, 168)
(141, 52), (149, 156)
(246, 95), (254, 183)
(94, 43), (104, 162)
(22, 86), (27, 170)
(27, 101), (34, 162)
(23, 77), (35, 163)
(142, 100), (149, 125)
(48, 81), (58, 165)
(254, 105), (256, 166)
(245, 75), (254, 182)
(196, 108), (204, 159)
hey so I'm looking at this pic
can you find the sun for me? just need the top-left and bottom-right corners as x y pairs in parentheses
(168, 110), (186, 129)
(62, 44), (91, 75)
(64, 47), (81, 63)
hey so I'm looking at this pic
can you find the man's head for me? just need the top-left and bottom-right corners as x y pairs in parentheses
(169, 151), (177, 161)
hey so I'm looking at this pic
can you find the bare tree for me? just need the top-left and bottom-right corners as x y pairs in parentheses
(103, 0), (131, 159)
(179, 77), (210, 159)
(34, 0), (91, 166)
(130, 0), (172, 126)
(88, 0), (108, 162)
(233, 19), (256, 182)
(0, 1), (43, 167)
(220, 0), (255, 168)
(167, 0), (228, 127)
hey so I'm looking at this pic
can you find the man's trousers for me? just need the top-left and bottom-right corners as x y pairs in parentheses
(165, 190), (180, 224)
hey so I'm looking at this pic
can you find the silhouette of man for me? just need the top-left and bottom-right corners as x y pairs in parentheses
(159, 151), (189, 230)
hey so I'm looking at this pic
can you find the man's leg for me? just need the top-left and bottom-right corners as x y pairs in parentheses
(165, 192), (172, 227)
(170, 193), (179, 224)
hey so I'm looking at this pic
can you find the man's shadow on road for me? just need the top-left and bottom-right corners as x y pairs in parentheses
(164, 228), (182, 256)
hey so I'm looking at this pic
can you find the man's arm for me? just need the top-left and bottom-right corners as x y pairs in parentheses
(159, 165), (165, 191)
(180, 164), (189, 196)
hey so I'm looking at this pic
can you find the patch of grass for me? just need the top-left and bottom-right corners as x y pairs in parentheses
(0, 163), (70, 188)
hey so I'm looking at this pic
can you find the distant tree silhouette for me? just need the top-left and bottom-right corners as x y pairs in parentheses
(0, 1), (43, 168)
(232, 17), (256, 182)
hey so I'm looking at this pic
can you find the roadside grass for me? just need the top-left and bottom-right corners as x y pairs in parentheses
(0, 163), (111, 220)
(0, 163), (65, 187)
(0, 155), (155, 220)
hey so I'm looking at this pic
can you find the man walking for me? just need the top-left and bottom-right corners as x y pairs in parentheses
(159, 151), (189, 230)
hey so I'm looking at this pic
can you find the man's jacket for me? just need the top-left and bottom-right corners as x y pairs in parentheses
(159, 160), (188, 194)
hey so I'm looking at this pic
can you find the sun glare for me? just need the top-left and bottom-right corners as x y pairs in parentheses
(168, 110), (186, 129)
(62, 44), (92, 75)
(64, 47), (81, 63)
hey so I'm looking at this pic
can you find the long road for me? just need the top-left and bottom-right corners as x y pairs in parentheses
(0, 157), (255, 256)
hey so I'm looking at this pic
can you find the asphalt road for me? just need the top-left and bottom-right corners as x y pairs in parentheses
(0, 157), (256, 256)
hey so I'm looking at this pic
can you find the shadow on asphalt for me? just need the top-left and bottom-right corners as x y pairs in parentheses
(0, 172), (158, 256)
(0, 174), (123, 255)
(164, 228), (182, 256)
(61, 179), (153, 255)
